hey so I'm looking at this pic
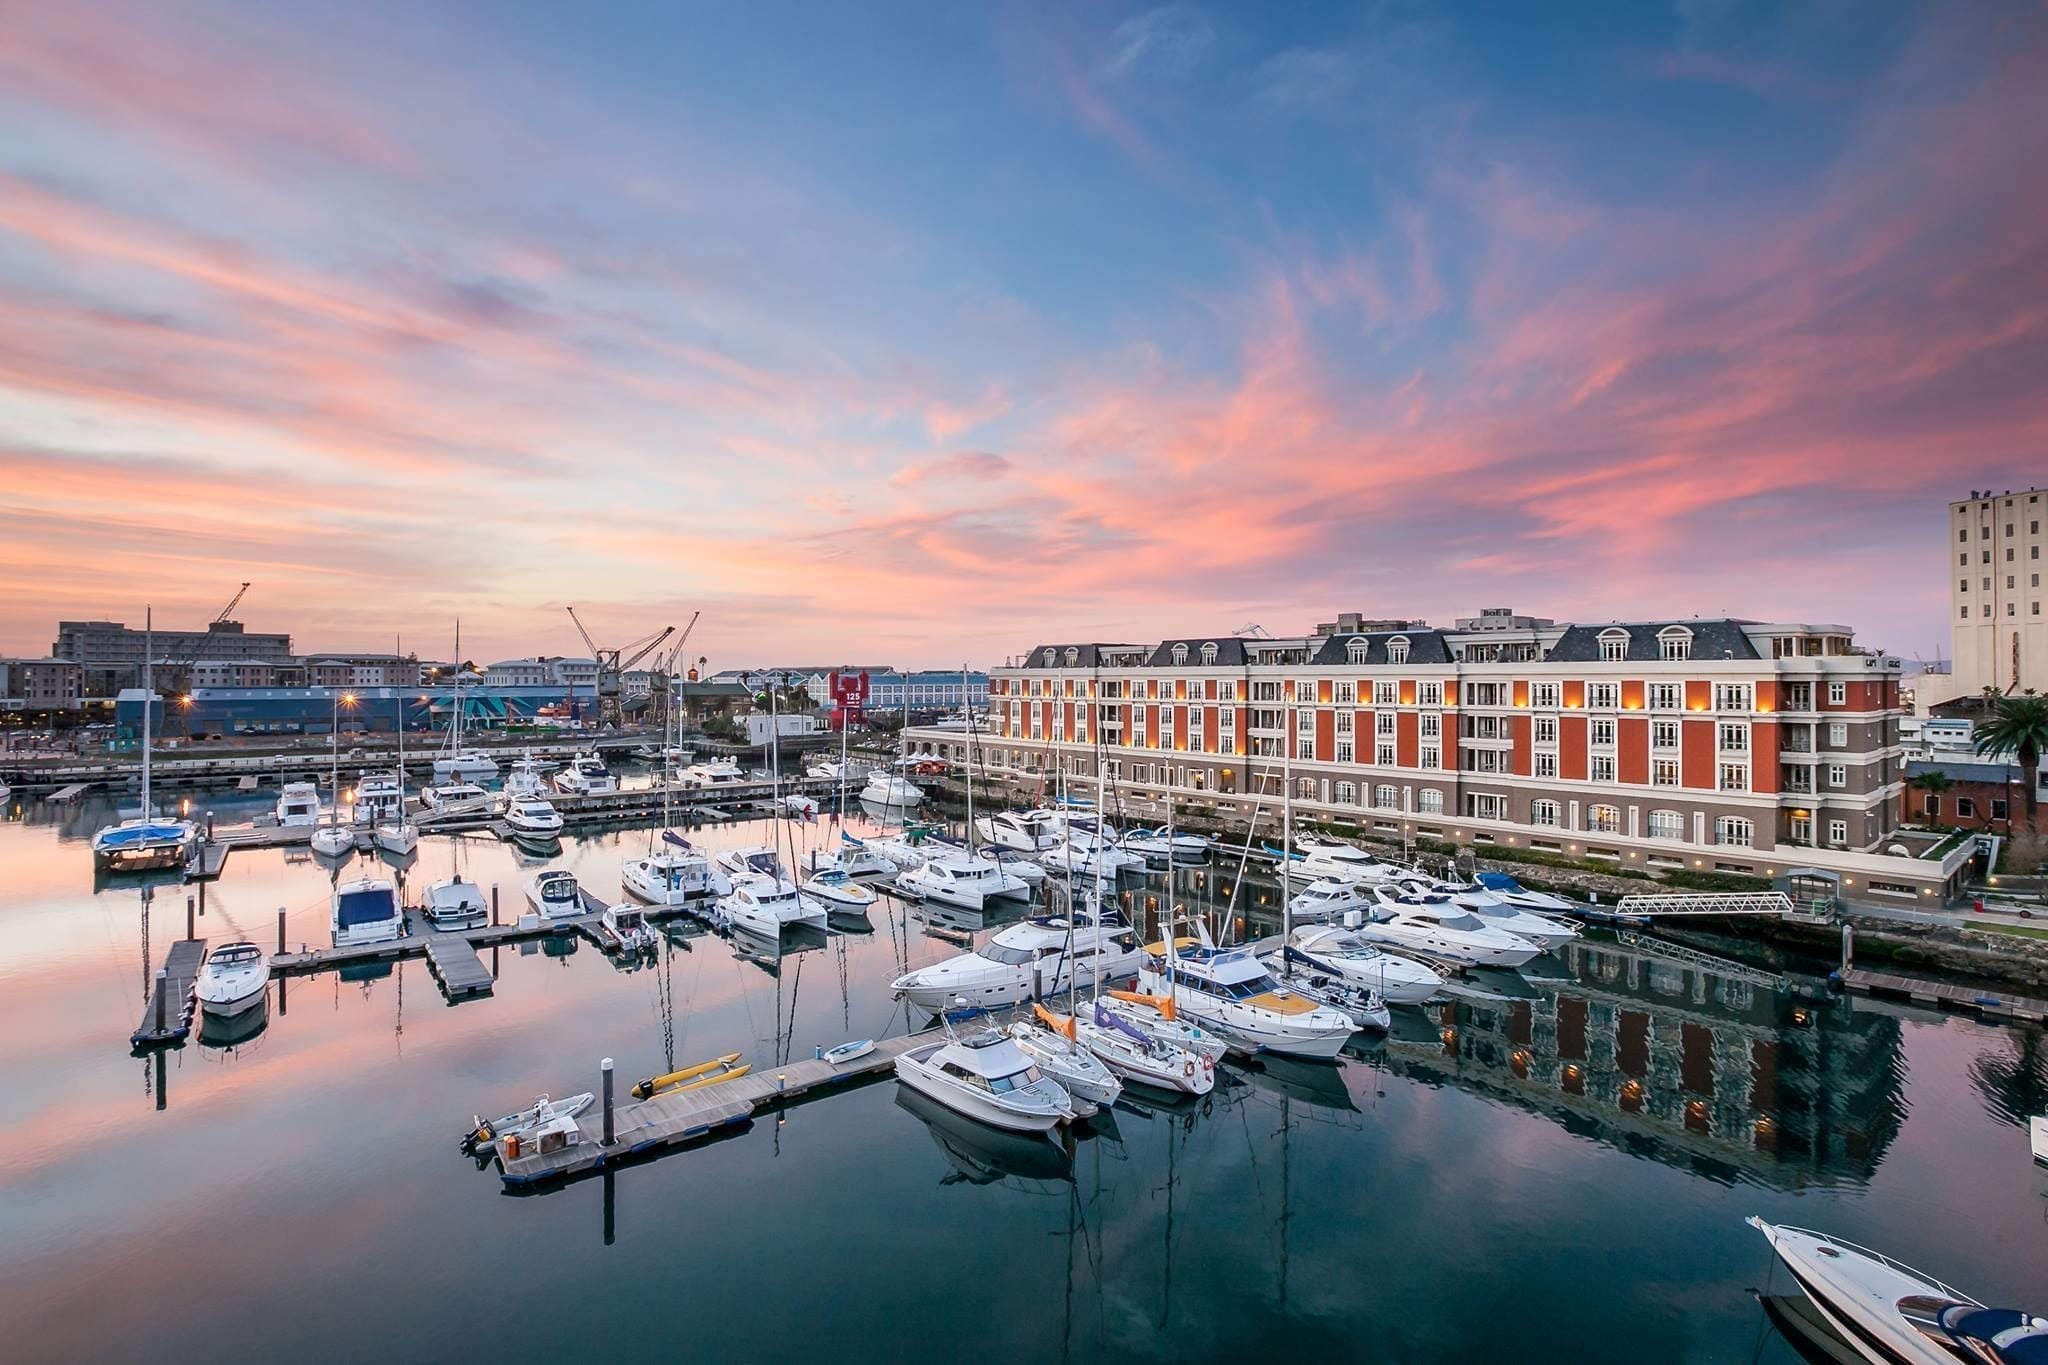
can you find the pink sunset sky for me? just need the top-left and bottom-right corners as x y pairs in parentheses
(1, 1), (2043, 669)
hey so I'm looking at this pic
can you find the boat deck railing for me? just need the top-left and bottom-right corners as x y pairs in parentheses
(1753, 1220), (1979, 1305)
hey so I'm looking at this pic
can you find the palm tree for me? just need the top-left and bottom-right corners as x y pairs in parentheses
(1973, 689), (2048, 826)
(1909, 766), (1952, 822)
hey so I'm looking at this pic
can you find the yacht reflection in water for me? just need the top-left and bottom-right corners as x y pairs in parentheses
(1384, 934), (1906, 1188)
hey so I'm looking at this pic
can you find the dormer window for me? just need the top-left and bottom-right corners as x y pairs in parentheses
(1200, 641), (1218, 665)
(1063, 647), (1079, 668)
(1386, 635), (1410, 665)
(1346, 637), (1369, 664)
(1657, 626), (1693, 661)
(1042, 648), (1057, 667)
(1171, 643), (1189, 666)
(1599, 629), (1629, 662)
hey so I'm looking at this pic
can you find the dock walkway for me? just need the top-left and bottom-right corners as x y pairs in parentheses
(495, 1034), (927, 1186)
(132, 938), (208, 1047)
(1839, 967), (2047, 1022)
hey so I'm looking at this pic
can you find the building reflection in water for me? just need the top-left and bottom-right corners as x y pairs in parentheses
(1383, 936), (1907, 1189)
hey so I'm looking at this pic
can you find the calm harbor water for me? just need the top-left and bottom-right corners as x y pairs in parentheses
(1, 780), (2044, 1363)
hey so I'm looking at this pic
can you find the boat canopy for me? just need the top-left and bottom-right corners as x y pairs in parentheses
(336, 884), (398, 929)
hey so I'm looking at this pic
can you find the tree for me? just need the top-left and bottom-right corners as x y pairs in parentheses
(1973, 689), (2048, 826)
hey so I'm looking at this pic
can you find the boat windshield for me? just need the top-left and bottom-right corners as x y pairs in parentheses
(212, 946), (260, 964)
(988, 1067), (1043, 1092)
(981, 942), (1039, 967)
(1430, 910), (1486, 931)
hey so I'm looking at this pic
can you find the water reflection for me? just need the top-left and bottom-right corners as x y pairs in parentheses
(1968, 1027), (2048, 1130)
(895, 1087), (1074, 1186)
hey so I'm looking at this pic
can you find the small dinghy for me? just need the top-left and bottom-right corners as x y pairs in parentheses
(823, 1039), (876, 1066)
(460, 1092), (594, 1156)
(630, 1052), (751, 1100)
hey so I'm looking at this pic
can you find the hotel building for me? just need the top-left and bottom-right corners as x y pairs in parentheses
(1946, 486), (2048, 700)
(906, 610), (1980, 902)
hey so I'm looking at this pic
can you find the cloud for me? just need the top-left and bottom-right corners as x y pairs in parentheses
(889, 451), (1012, 488)
(1107, 6), (1216, 80)
(1252, 48), (1356, 110)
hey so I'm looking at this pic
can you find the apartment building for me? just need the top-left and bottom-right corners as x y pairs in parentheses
(54, 618), (294, 695)
(0, 658), (84, 711)
(913, 613), (1956, 899)
(1947, 486), (2047, 699)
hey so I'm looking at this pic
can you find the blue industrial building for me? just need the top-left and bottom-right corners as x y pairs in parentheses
(114, 684), (596, 744)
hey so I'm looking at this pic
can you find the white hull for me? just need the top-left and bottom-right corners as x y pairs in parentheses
(1074, 1021), (1215, 1095)
(505, 815), (564, 838)
(894, 947), (1144, 1013)
(434, 754), (499, 781)
(373, 822), (419, 855)
(620, 857), (723, 907)
(2034, 1114), (2048, 1165)
(310, 826), (354, 857)
(894, 1048), (1066, 1133)
(196, 947), (271, 1017)
(1136, 968), (1353, 1059)
(1282, 935), (1443, 1005)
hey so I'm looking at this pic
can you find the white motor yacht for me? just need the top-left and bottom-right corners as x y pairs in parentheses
(1749, 1217), (2045, 1365)
(899, 849), (1032, 910)
(1007, 1015), (1123, 1113)
(503, 796), (564, 839)
(1060, 1000), (1215, 1096)
(621, 835), (727, 908)
(890, 913), (1145, 1012)
(1136, 937), (1355, 1059)
(1280, 925), (1444, 1004)
(716, 874), (828, 934)
(195, 941), (270, 1016)
(1291, 835), (1414, 885)
(331, 876), (402, 947)
(1473, 871), (1582, 916)
(1038, 837), (1146, 878)
(423, 876), (488, 929)
(433, 751), (500, 782)
(421, 782), (490, 813)
(275, 781), (322, 828)
(802, 867), (877, 911)
(503, 756), (550, 800)
(553, 752), (615, 796)
(1121, 828), (1213, 864)
(1361, 886), (1542, 968)
(975, 809), (1063, 852)
(1286, 877), (1374, 923)
(682, 758), (747, 788)
(596, 903), (658, 954)
(863, 832), (938, 872)
(990, 848), (1047, 885)
(716, 846), (785, 882)
(1403, 878), (1581, 949)
(894, 1028), (1075, 1133)
(801, 837), (897, 881)
(354, 775), (402, 822)
(805, 757), (858, 781)
(525, 869), (585, 921)
(863, 771), (924, 806)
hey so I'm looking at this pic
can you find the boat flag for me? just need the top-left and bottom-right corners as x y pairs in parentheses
(662, 830), (694, 851)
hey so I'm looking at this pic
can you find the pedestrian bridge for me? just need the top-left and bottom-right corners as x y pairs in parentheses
(1613, 891), (1829, 922)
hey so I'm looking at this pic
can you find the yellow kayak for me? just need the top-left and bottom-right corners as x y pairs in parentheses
(631, 1052), (749, 1100)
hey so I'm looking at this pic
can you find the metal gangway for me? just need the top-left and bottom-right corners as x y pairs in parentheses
(1612, 891), (1830, 923)
(1612, 929), (1785, 989)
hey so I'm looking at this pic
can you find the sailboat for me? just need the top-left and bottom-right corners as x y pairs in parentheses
(899, 665), (1029, 908)
(91, 608), (199, 872)
(620, 679), (726, 909)
(431, 624), (497, 781)
(374, 694), (419, 855)
(311, 690), (354, 858)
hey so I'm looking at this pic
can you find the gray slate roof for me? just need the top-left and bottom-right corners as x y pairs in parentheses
(1544, 620), (1759, 663)
(1143, 638), (1251, 667)
(1308, 631), (1453, 666)
(1904, 759), (2020, 783)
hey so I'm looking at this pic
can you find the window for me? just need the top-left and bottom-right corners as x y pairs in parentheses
(1827, 681), (1846, 705)
(1531, 682), (1560, 708)
(1648, 809), (1684, 840)
(1220, 708), (1235, 732)
(1333, 781), (1357, 804)
(1827, 764), (1846, 788)
(1956, 796), (1976, 818)
(1535, 752), (1558, 778)
(1991, 798), (2010, 821)
(1042, 649), (1057, 667)
(1171, 644), (1188, 665)
(1718, 723), (1747, 751)
(1418, 789), (1444, 814)
(1419, 745), (1439, 769)
(1296, 708), (1315, 734)
(1334, 681), (1355, 705)
(1534, 716), (1557, 744)
(1652, 720), (1679, 748)
(1347, 637), (1369, 664)
(1376, 712), (1396, 736)
(1200, 642), (1217, 666)
(1827, 819), (1848, 848)
(1715, 817), (1753, 847)
(1827, 722), (1847, 747)
(1591, 755), (1616, 783)
(1418, 681), (1443, 706)
(1714, 683), (1753, 711)
(1374, 680), (1399, 706)
(1220, 680), (1237, 701)
(1335, 741), (1354, 764)
(1387, 636), (1410, 664)
(1591, 718), (1617, 746)
(1374, 784), (1399, 809)
(1588, 682), (1620, 709)
(1648, 682), (1681, 710)
(1719, 763), (1749, 791)
(1297, 737), (1314, 760)
(1659, 628), (1692, 660)
(1653, 758), (1679, 786)
(1297, 777), (1318, 800)
(1377, 742), (1397, 766)
(1531, 799), (1560, 827)
(1599, 630), (1629, 662)
(1588, 805), (1621, 833)
(1420, 712), (1441, 739)
(1335, 709), (1352, 734)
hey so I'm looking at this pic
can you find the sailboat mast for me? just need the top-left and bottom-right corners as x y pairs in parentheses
(837, 668), (848, 826)
(1282, 687), (1294, 945)
(141, 606), (153, 816)
(962, 662), (974, 853)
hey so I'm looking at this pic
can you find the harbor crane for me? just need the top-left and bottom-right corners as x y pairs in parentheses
(566, 607), (674, 730)
(643, 611), (701, 729)
(161, 582), (253, 734)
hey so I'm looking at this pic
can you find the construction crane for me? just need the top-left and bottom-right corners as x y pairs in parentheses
(160, 582), (253, 734)
(640, 611), (701, 729)
(566, 607), (675, 730)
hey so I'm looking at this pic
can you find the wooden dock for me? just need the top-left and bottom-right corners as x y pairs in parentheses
(1839, 967), (2048, 1022)
(422, 932), (495, 998)
(186, 841), (232, 880)
(493, 1033), (929, 1186)
(48, 782), (93, 802)
(132, 938), (208, 1047)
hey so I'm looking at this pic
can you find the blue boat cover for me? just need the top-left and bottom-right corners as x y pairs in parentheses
(1474, 872), (1526, 892)
(94, 821), (191, 848)
(335, 886), (397, 929)
(1941, 1307), (2048, 1364)
(662, 830), (695, 852)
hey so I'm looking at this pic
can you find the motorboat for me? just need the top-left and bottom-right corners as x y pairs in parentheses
(503, 796), (564, 840)
(594, 903), (658, 954)
(1258, 952), (1390, 1030)
(863, 771), (924, 807)
(354, 775), (402, 823)
(989, 849), (1047, 885)
(1473, 870), (1582, 916)
(1749, 1217), (2046, 1364)
(525, 869), (585, 921)
(890, 913), (1145, 1011)
(1099, 991), (1231, 1064)
(1060, 1000), (1215, 1096)
(716, 846), (785, 882)
(1038, 837), (1146, 878)
(898, 850), (1033, 910)
(716, 874), (828, 934)
(1403, 877), (1581, 949)
(2033, 1114), (2048, 1165)
(433, 749), (500, 781)
(1136, 934), (1356, 1059)
(975, 808), (1063, 852)
(503, 756), (550, 800)
(421, 782), (490, 813)
(331, 876), (403, 947)
(423, 876), (488, 929)
(1286, 877), (1374, 923)
(195, 941), (270, 1016)
(1279, 925), (1444, 1004)
(275, 781), (322, 827)
(801, 835), (896, 881)
(460, 1092), (593, 1157)
(802, 867), (877, 911)
(1362, 886), (1543, 967)
(806, 758), (860, 781)
(553, 752), (615, 796)
(894, 1027), (1075, 1133)
(1007, 1011), (1123, 1114)
(1290, 835), (1414, 885)
(1121, 827), (1213, 864)
(863, 831), (939, 872)
(683, 758), (747, 787)
(621, 835), (727, 908)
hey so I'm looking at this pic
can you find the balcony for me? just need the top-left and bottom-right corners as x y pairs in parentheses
(1780, 771), (1814, 794)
